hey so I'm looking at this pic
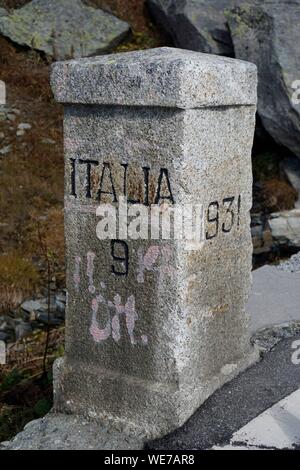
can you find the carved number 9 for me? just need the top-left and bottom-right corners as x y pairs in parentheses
(111, 240), (129, 276)
(206, 201), (219, 240)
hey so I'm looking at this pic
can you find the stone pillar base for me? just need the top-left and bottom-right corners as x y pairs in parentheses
(53, 349), (259, 439)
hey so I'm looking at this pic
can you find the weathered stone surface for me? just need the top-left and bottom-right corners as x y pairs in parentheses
(269, 209), (300, 249)
(0, 7), (8, 17)
(51, 48), (258, 439)
(0, 0), (130, 60)
(51, 47), (257, 107)
(227, 2), (300, 158)
(147, 0), (234, 56)
(248, 260), (300, 333)
(252, 321), (300, 355)
(0, 413), (144, 450)
(278, 251), (300, 273)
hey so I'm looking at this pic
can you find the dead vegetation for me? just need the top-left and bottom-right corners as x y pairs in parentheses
(0, 327), (64, 441)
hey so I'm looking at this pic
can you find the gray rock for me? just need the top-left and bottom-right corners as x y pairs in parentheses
(269, 209), (300, 249)
(147, 0), (234, 56)
(252, 321), (300, 355)
(0, 0), (130, 60)
(0, 144), (11, 155)
(51, 47), (258, 439)
(248, 263), (300, 333)
(18, 122), (31, 130)
(281, 156), (300, 208)
(0, 8), (8, 17)
(15, 321), (32, 340)
(278, 251), (300, 273)
(55, 291), (66, 303)
(41, 138), (56, 145)
(0, 331), (9, 342)
(21, 299), (43, 313)
(36, 312), (62, 326)
(0, 412), (144, 450)
(55, 299), (65, 314)
(227, 2), (300, 158)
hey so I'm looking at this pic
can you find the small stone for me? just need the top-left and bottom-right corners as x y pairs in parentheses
(18, 122), (31, 130)
(0, 144), (12, 155)
(7, 113), (15, 121)
(16, 129), (25, 137)
(278, 251), (300, 273)
(42, 138), (56, 145)
(269, 209), (300, 249)
(21, 299), (43, 313)
(0, 7), (8, 17)
(15, 321), (32, 340)
(55, 299), (65, 313)
(0, 131), (4, 139)
(0, 331), (9, 342)
(55, 291), (66, 303)
(36, 312), (63, 326)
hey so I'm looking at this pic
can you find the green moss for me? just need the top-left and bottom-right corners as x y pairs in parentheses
(114, 30), (159, 53)
(225, 6), (265, 38)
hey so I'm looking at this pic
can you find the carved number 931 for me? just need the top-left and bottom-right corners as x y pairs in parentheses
(206, 195), (241, 240)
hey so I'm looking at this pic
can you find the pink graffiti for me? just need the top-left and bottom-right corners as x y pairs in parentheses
(89, 293), (142, 345)
(90, 296), (111, 342)
(124, 295), (138, 345)
(86, 251), (96, 293)
(137, 244), (176, 284)
(73, 256), (81, 291)
(137, 245), (160, 283)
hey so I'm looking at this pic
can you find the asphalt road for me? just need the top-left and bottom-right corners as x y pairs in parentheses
(147, 334), (300, 450)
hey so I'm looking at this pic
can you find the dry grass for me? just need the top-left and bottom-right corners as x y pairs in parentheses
(0, 254), (39, 312)
(87, 0), (157, 32)
(2, 327), (64, 374)
(262, 178), (298, 212)
(0, 34), (64, 308)
(0, 327), (64, 441)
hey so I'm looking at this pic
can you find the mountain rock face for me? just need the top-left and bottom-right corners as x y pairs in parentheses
(227, 1), (300, 158)
(147, 0), (235, 56)
(0, 0), (130, 60)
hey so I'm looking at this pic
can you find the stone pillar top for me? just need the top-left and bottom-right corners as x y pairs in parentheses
(51, 47), (257, 109)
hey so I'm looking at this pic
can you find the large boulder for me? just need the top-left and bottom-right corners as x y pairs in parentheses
(147, 0), (235, 56)
(0, 0), (130, 60)
(227, 1), (300, 158)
